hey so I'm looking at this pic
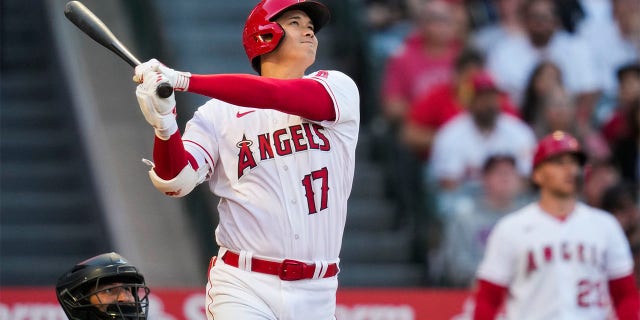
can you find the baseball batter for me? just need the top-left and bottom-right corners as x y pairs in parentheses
(133, 1), (359, 319)
(473, 131), (639, 320)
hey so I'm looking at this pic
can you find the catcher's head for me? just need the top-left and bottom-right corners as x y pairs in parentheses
(56, 252), (150, 320)
(242, 0), (331, 73)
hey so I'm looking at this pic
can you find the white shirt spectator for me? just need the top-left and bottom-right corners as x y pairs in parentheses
(577, 14), (639, 98)
(473, 25), (526, 56)
(429, 113), (536, 184)
(487, 31), (602, 107)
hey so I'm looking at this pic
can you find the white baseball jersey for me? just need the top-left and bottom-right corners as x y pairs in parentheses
(476, 202), (634, 320)
(182, 70), (359, 263)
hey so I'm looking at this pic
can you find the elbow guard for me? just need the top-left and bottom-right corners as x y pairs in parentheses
(148, 162), (209, 197)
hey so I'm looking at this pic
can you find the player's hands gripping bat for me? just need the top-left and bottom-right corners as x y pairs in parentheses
(134, 59), (191, 92)
(136, 68), (178, 140)
(64, 1), (174, 98)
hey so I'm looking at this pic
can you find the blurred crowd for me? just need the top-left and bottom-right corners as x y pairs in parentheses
(362, 0), (639, 287)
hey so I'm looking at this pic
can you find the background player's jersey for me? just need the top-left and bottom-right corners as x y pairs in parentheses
(182, 70), (359, 262)
(477, 202), (634, 320)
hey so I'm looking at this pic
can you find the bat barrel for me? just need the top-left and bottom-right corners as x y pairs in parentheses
(64, 1), (140, 68)
(64, 1), (173, 97)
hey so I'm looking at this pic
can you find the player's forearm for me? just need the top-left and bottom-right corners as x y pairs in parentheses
(188, 74), (335, 121)
(153, 132), (198, 180)
(473, 279), (507, 320)
(609, 274), (640, 320)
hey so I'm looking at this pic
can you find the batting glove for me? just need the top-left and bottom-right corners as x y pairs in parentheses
(133, 59), (191, 92)
(136, 69), (178, 140)
(157, 64), (191, 92)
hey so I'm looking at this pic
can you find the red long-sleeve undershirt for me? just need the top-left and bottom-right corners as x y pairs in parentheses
(609, 274), (640, 320)
(152, 74), (335, 180)
(473, 279), (507, 320)
(188, 74), (335, 122)
(473, 275), (639, 320)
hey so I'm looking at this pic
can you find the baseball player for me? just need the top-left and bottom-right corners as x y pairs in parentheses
(473, 131), (640, 320)
(56, 252), (150, 320)
(133, 0), (359, 319)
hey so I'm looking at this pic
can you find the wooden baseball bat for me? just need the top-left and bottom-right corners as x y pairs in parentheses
(64, 1), (173, 98)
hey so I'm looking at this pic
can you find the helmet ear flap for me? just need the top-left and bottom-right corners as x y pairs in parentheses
(249, 21), (285, 74)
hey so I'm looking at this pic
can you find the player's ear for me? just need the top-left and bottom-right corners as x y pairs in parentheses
(531, 168), (543, 187)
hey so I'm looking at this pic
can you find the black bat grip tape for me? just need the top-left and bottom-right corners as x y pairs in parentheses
(156, 82), (174, 98)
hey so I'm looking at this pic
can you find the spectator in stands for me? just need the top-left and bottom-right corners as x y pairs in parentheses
(380, 0), (465, 126)
(609, 101), (639, 185)
(602, 64), (640, 144)
(533, 87), (611, 162)
(582, 160), (621, 209)
(520, 61), (610, 161)
(435, 154), (529, 287)
(376, 0), (468, 219)
(577, 0), (639, 120)
(554, 0), (586, 34)
(403, 49), (519, 159)
(365, 0), (412, 72)
(601, 182), (640, 285)
(486, 0), (601, 130)
(602, 63), (640, 184)
(428, 71), (536, 195)
(575, 0), (610, 28)
(450, 0), (472, 44)
(56, 252), (150, 320)
(472, 0), (526, 55)
(520, 60), (564, 126)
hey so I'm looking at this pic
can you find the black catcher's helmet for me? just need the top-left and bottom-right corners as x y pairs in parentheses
(56, 252), (150, 320)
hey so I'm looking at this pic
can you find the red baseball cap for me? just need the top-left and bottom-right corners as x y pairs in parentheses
(471, 71), (499, 93)
(532, 131), (587, 169)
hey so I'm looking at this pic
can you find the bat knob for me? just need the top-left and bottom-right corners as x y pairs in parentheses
(156, 82), (174, 98)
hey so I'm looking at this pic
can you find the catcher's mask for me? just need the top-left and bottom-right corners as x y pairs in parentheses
(242, 0), (331, 73)
(56, 252), (150, 320)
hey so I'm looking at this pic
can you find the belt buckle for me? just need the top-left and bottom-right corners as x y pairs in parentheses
(279, 259), (306, 281)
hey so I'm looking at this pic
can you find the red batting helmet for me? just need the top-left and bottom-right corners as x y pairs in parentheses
(242, 0), (331, 73)
(532, 131), (587, 169)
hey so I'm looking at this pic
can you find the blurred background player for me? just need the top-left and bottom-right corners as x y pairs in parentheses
(132, 0), (359, 318)
(473, 131), (639, 320)
(56, 252), (150, 320)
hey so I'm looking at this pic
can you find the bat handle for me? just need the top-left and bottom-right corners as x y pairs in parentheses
(156, 82), (174, 98)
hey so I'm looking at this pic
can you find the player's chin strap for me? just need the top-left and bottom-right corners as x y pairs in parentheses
(143, 159), (209, 197)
